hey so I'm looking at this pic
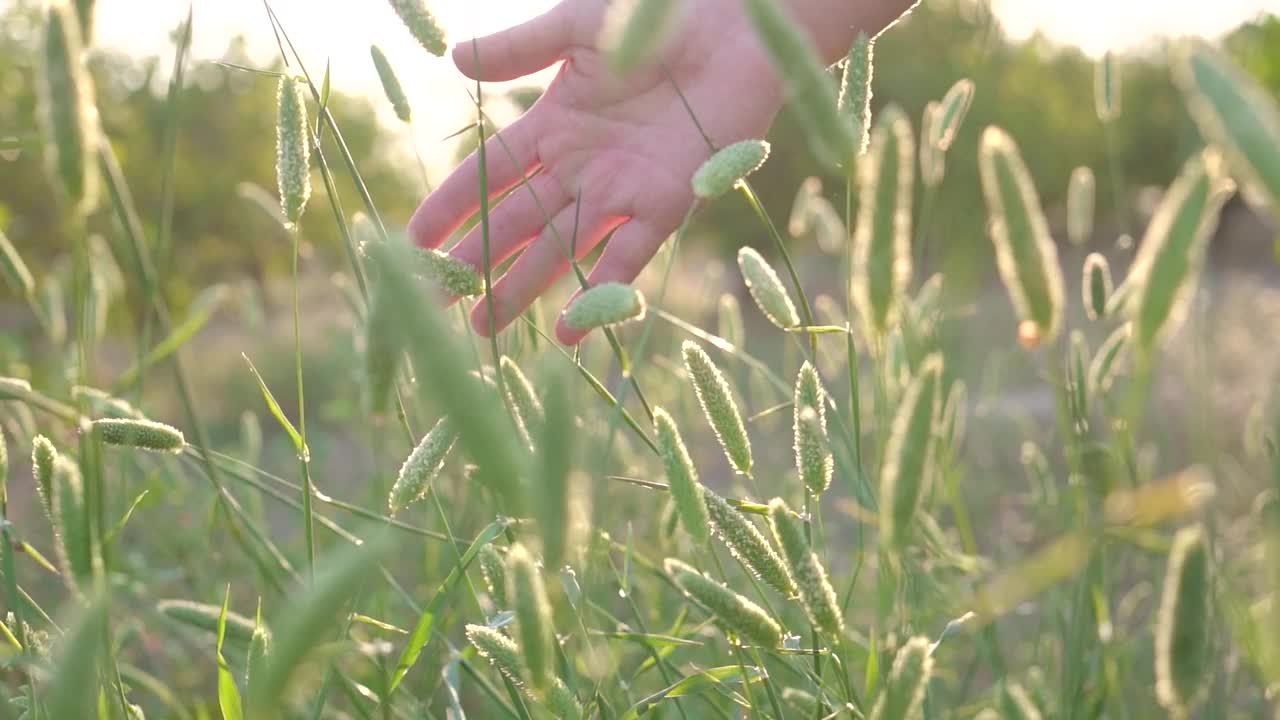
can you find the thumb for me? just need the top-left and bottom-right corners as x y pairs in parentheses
(453, 1), (578, 82)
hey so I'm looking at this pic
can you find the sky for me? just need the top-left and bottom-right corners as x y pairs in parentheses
(83, 0), (1279, 178)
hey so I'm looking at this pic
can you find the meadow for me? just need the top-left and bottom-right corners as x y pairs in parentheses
(1, 0), (1280, 718)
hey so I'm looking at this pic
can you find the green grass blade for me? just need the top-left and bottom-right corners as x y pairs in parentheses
(242, 353), (307, 459)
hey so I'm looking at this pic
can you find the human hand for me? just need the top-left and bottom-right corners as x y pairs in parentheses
(409, 0), (909, 344)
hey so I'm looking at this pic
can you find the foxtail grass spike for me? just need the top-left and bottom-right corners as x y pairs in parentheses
(0, 231), (34, 299)
(0, 377), (31, 400)
(1174, 39), (1280, 211)
(388, 417), (457, 514)
(879, 354), (943, 548)
(737, 246), (799, 329)
(32, 435), (56, 516)
(599, 0), (681, 73)
(51, 456), (92, 591)
(275, 75), (311, 226)
(854, 105), (915, 337)
(920, 101), (945, 188)
(507, 544), (555, 690)
(664, 558), (782, 647)
(499, 356), (544, 440)
(466, 624), (525, 684)
(563, 283), (646, 330)
(1126, 150), (1233, 351)
(545, 678), (583, 720)
(1095, 51), (1120, 122)
(245, 600), (269, 689)
(682, 341), (753, 474)
(692, 140), (770, 199)
(1082, 253), (1112, 321)
(869, 636), (934, 720)
(839, 32), (874, 155)
(932, 78), (975, 152)
(1067, 331), (1090, 423)
(157, 600), (262, 646)
(1089, 324), (1130, 394)
(767, 498), (842, 634)
(717, 293), (744, 348)
(1067, 167), (1096, 246)
(479, 543), (507, 605)
(1155, 525), (1212, 715)
(370, 45), (412, 123)
(92, 418), (185, 453)
(793, 362), (832, 494)
(741, 0), (851, 169)
(415, 247), (484, 296)
(653, 408), (711, 544)
(703, 490), (796, 596)
(38, 0), (98, 216)
(782, 688), (820, 716)
(388, 0), (447, 56)
(978, 126), (1065, 342)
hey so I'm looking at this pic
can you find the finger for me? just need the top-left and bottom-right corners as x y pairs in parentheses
(470, 204), (622, 337)
(408, 114), (541, 250)
(453, 2), (576, 82)
(555, 220), (667, 345)
(448, 174), (571, 274)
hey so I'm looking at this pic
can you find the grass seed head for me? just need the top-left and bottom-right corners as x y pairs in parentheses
(32, 435), (57, 516)
(703, 490), (796, 596)
(1095, 51), (1120, 122)
(664, 558), (782, 647)
(979, 126), (1065, 343)
(414, 247), (484, 297)
(839, 32), (875, 155)
(466, 624), (526, 684)
(854, 105), (915, 337)
(1155, 524), (1213, 715)
(388, 0), (447, 55)
(499, 356), (545, 441)
(245, 600), (270, 689)
(870, 636), (934, 720)
(1068, 166), (1096, 246)
(1174, 39), (1280, 211)
(782, 687), (820, 716)
(370, 45), (412, 123)
(479, 543), (507, 606)
(599, 0), (682, 73)
(563, 283), (646, 330)
(275, 76), (311, 226)
(793, 362), (832, 495)
(92, 418), (185, 453)
(0, 377), (31, 401)
(388, 417), (457, 514)
(51, 456), (92, 591)
(38, 0), (98, 217)
(767, 498), (843, 634)
(157, 600), (262, 646)
(920, 101), (945, 188)
(506, 544), (555, 690)
(0, 230), (34, 299)
(737, 246), (799, 329)
(653, 407), (710, 544)
(682, 341), (753, 474)
(879, 354), (943, 549)
(932, 78), (976, 152)
(1082, 253), (1112, 321)
(545, 677), (583, 720)
(1088, 324), (1130, 394)
(1126, 149), (1233, 352)
(692, 140), (770, 199)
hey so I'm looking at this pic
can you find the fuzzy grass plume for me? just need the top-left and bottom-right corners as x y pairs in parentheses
(414, 247), (484, 297)
(1067, 166), (1096, 246)
(869, 636), (934, 720)
(466, 624), (525, 684)
(32, 435), (57, 515)
(682, 341), (753, 474)
(703, 490), (795, 596)
(839, 32), (874, 155)
(793, 362), (832, 494)
(879, 354), (943, 548)
(563, 283), (646, 330)
(1155, 525), (1212, 715)
(1174, 39), (1280, 211)
(932, 78), (975, 152)
(275, 75), (311, 226)
(507, 544), (555, 690)
(479, 543), (507, 605)
(499, 356), (544, 440)
(370, 45), (412, 123)
(767, 498), (842, 634)
(388, 417), (457, 514)
(653, 408), (710, 544)
(920, 101), (945, 189)
(38, 0), (98, 216)
(692, 140), (770, 199)
(1125, 149), (1232, 351)
(388, 0), (447, 56)
(1088, 324), (1130, 394)
(737, 246), (799, 329)
(978, 126), (1064, 343)
(664, 558), (782, 647)
(1082, 253), (1112, 321)
(92, 418), (185, 453)
(854, 105), (915, 336)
